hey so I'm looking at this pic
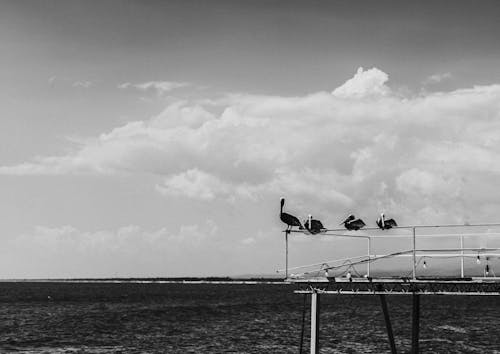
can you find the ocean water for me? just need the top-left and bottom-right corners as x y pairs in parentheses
(0, 282), (499, 353)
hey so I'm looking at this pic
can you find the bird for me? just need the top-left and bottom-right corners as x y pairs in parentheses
(376, 213), (398, 230)
(304, 214), (326, 234)
(279, 198), (303, 232)
(340, 214), (366, 231)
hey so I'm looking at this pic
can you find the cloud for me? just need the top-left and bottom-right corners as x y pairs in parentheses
(1, 221), (219, 278)
(118, 81), (191, 95)
(4, 67), (500, 223)
(48, 76), (57, 85)
(241, 237), (256, 245)
(72, 80), (93, 88)
(47, 77), (94, 88)
(332, 67), (390, 97)
(396, 168), (464, 199)
(424, 72), (452, 85)
(156, 169), (230, 201)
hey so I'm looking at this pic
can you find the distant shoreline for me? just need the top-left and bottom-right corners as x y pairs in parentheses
(0, 277), (288, 285)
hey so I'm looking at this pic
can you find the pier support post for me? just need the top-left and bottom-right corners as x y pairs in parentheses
(379, 294), (397, 354)
(411, 293), (420, 353)
(310, 291), (320, 354)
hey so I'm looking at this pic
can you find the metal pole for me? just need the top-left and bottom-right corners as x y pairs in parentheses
(320, 222), (500, 233)
(310, 291), (320, 354)
(379, 294), (397, 354)
(460, 235), (464, 278)
(367, 237), (371, 277)
(285, 231), (289, 280)
(412, 227), (417, 280)
(411, 293), (420, 354)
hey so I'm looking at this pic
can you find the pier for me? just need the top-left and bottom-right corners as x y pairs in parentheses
(280, 223), (500, 353)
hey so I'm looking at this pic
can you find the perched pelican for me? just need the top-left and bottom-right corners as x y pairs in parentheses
(279, 198), (303, 232)
(376, 213), (397, 230)
(340, 214), (366, 231)
(304, 214), (326, 234)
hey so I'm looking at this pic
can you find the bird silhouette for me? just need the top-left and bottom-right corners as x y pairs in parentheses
(340, 214), (366, 231)
(279, 198), (303, 232)
(376, 213), (397, 230)
(304, 214), (326, 234)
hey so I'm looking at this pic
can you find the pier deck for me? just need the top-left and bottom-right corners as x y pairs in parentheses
(292, 277), (500, 353)
(293, 277), (500, 295)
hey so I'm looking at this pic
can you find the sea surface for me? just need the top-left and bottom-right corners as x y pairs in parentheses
(0, 282), (499, 353)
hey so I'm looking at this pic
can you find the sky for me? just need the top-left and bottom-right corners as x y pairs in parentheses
(1, 0), (500, 278)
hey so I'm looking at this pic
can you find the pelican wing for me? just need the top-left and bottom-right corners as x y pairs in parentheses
(280, 212), (302, 227)
(385, 218), (398, 227)
(351, 219), (366, 228)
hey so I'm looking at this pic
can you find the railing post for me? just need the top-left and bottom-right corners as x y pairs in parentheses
(285, 231), (289, 279)
(412, 227), (417, 279)
(367, 237), (371, 277)
(460, 235), (464, 278)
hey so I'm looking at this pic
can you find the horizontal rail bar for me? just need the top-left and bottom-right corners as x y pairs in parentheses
(290, 277), (500, 283)
(276, 254), (368, 273)
(294, 291), (500, 296)
(292, 248), (500, 276)
(279, 253), (500, 273)
(323, 223), (500, 232)
(286, 230), (500, 238)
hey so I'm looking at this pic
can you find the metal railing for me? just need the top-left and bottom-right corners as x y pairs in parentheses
(281, 223), (500, 280)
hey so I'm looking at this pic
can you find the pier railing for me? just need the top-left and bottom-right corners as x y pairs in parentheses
(279, 223), (500, 281)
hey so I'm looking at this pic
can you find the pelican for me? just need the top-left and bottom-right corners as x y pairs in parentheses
(279, 198), (303, 232)
(376, 213), (398, 230)
(340, 214), (366, 231)
(304, 214), (326, 234)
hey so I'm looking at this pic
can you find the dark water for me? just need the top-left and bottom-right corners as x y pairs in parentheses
(0, 282), (499, 353)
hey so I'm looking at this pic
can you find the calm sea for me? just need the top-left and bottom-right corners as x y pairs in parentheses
(0, 282), (499, 353)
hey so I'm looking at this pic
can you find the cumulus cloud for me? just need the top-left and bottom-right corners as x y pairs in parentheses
(396, 168), (464, 200)
(156, 169), (230, 201)
(424, 72), (452, 85)
(4, 67), (500, 223)
(118, 80), (191, 95)
(332, 67), (390, 97)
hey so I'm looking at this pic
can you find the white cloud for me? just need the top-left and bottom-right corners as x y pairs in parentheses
(424, 72), (452, 85)
(396, 168), (463, 198)
(156, 169), (230, 201)
(118, 80), (191, 95)
(1, 221), (219, 278)
(72, 80), (93, 88)
(47, 77), (94, 88)
(332, 67), (390, 97)
(241, 237), (256, 245)
(4, 67), (500, 223)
